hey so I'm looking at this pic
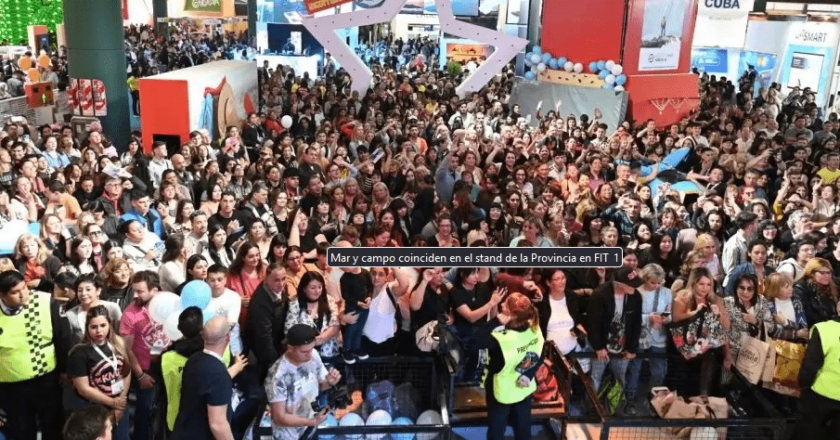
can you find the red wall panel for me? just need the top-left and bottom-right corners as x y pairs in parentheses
(138, 79), (190, 154)
(625, 73), (699, 126)
(541, 0), (625, 64)
(622, 0), (698, 76)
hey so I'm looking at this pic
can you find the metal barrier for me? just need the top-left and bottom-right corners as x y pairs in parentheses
(599, 417), (787, 440)
(252, 356), (451, 440)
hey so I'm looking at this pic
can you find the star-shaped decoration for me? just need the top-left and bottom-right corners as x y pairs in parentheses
(302, 0), (528, 97)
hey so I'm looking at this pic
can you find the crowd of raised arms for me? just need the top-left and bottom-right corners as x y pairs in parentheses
(1, 27), (839, 440)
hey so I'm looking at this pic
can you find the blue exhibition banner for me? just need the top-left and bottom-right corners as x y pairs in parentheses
(739, 50), (777, 95)
(691, 48), (729, 74)
(779, 44), (832, 104)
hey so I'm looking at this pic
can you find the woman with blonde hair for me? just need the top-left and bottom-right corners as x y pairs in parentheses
(792, 258), (840, 326)
(693, 233), (722, 282)
(670, 250), (706, 293)
(764, 273), (809, 341)
(673, 267), (732, 396)
(13, 233), (62, 291)
(66, 305), (132, 440)
(100, 258), (134, 311)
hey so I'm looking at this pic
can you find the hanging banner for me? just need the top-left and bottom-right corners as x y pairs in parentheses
(693, 0), (754, 48)
(79, 79), (94, 117)
(639, 0), (689, 71)
(67, 78), (78, 114)
(304, 0), (353, 14)
(184, 0), (222, 13)
(691, 47), (729, 74)
(446, 43), (493, 64)
(92, 79), (107, 117)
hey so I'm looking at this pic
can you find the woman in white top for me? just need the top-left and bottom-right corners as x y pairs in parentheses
(158, 234), (191, 292)
(626, 264), (672, 409)
(362, 266), (411, 356)
(537, 269), (585, 356)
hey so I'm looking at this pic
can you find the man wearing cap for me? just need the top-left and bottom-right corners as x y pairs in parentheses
(586, 267), (643, 402)
(283, 167), (301, 203)
(265, 324), (342, 440)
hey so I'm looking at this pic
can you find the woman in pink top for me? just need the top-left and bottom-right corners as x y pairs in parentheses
(226, 242), (266, 328)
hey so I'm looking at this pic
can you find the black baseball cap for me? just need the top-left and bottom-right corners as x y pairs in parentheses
(286, 324), (318, 346)
(612, 267), (643, 288)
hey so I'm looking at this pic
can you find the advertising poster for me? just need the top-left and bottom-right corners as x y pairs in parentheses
(639, 0), (688, 71)
(67, 78), (78, 113)
(691, 47), (728, 74)
(739, 50), (776, 93)
(79, 79), (94, 117)
(778, 22), (840, 105)
(447, 43), (493, 64)
(184, 0), (222, 13)
(693, 0), (754, 48)
(92, 79), (107, 117)
(304, 0), (352, 14)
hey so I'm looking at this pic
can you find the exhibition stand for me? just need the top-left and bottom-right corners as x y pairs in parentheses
(257, 54), (320, 78)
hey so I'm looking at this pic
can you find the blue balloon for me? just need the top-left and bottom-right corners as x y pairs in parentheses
(532, 46), (542, 55)
(391, 417), (414, 440)
(202, 309), (217, 324)
(598, 60), (607, 70)
(599, 70), (608, 79)
(589, 61), (599, 73)
(616, 74), (627, 86)
(524, 56), (534, 66)
(525, 71), (537, 80)
(558, 57), (567, 67)
(181, 280), (212, 310)
(541, 53), (552, 63)
(548, 58), (559, 70)
(603, 83), (615, 90)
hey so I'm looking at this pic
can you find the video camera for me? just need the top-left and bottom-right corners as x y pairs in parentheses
(310, 385), (351, 413)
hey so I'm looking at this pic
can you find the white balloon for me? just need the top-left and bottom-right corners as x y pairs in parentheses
(605, 60), (615, 70)
(530, 53), (542, 64)
(366, 410), (393, 440)
(339, 413), (365, 440)
(163, 312), (183, 341)
(605, 74), (616, 85)
(416, 410), (442, 440)
(281, 115), (293, 129)
(573, 62), (583, 73)
(614, 85), (625, 92)
(563, 61), (574, 72)
(612, 64), (623, 75)
(536, 63), (547, 72)
(149, 292), (182, 324)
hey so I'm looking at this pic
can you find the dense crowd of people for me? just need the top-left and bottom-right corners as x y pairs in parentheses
(1, 26), (840, 440)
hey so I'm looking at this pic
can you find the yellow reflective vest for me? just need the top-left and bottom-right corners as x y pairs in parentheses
(0, 292), (57, 383)
(161, 346), (231, 430)
(811, 320), (840, 401)
(487, 326), (544, 404)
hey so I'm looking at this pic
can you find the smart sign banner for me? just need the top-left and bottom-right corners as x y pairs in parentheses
(185, 0), (222, 12)
(691, 47), (729, 74)
(693, 0), (754, 48)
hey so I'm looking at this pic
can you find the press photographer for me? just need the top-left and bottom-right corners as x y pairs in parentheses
(265, 324), (342, 440)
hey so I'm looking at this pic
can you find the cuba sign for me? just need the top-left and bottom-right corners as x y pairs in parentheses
(704, 0), (741, 7)
(185, 0), (222, 12)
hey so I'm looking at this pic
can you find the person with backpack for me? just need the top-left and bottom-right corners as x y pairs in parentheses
(483, 292), (544, 440)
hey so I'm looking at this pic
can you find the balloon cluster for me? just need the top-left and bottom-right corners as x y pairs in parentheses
(329, 409), (442, 440)
(523, 46), (584, 81)
(589, 60), (627, 91)
(522, 47), (627, 92)
(148, 281), (216, 340)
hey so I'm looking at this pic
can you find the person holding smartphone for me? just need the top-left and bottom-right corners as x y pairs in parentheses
(625, 264), (672, 415)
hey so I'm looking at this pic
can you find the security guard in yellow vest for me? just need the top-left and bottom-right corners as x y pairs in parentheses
(157, 307), (236, 432)
(794, 312), (840, 440)
(0, 270), (69, 440)
(483, 292), (544, 440)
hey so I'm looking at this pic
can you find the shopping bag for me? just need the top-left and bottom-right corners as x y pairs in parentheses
(773, 339), (807, 389)
(415, 320), (439, 352)
(735, 333), (770, 385)
(760, 335), (776, 384)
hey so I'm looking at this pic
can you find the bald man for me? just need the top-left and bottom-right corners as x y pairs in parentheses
(171, 153), (195, 195)
(172, 315), (234, 440)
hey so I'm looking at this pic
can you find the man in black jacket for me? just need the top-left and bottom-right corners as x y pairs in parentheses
(245, 262), (290, 382)
(586, 267), (643, 393)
